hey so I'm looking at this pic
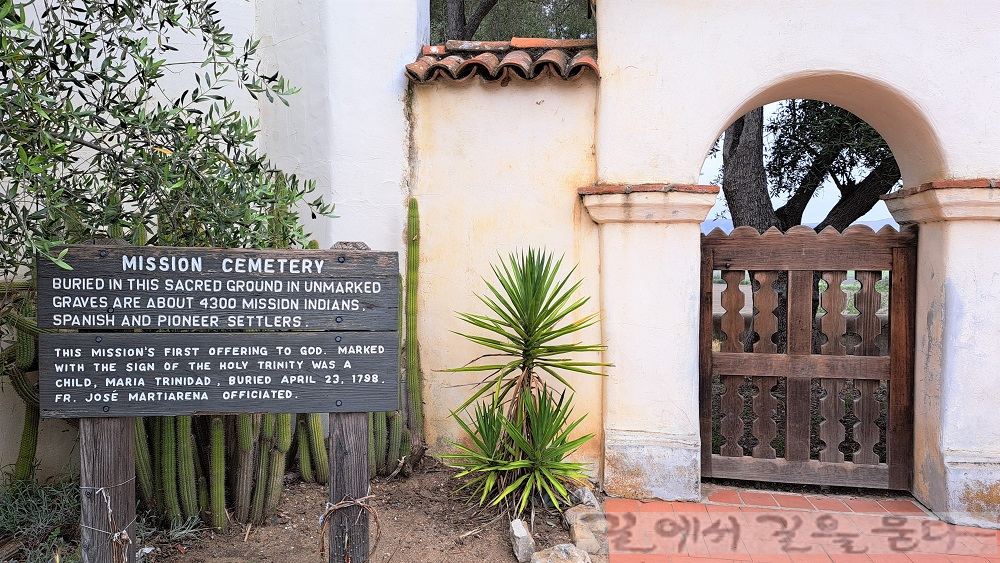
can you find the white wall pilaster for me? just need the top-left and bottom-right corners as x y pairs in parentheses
(885, 180), (1000, 527)
(582, 185), (717, 500)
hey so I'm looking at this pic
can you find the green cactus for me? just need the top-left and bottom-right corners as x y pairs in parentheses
(233, 414), (259, 522)
(134, 418), (156, 509)
(367, 412), (376, 477)
(13, 399), (39, 482)
(406, 198), (424, 453)
(297, 416), (313, 483)
(131, 216), (148, 246)
(160, 417), (182, 527)
(388, 411), (403, 471)
(373, 411), (388, 475)
(306, 413), (329, 484)
(209, 416), (227, 531)
(150, 417), (163, 508)
(176, 416), (199, 519)
(107, 191), (124, 239)
(264, 413), (293, 515)
(250, 414), (275, 524)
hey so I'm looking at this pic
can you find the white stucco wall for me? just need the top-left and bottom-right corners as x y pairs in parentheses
(410, 78), (604, 468)
(267, 1), (429, 256)
(0, 389), (78, 482)
(595, 0), (1000, 188)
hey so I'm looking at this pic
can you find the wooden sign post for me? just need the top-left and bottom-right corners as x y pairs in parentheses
(37, 245), (398, 563)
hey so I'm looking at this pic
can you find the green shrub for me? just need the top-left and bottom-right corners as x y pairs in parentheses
(442, 249), (607, 516)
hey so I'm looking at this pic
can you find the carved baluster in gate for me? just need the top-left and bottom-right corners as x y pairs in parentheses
(853, 269), (883, 465)
(751, 270), (778, 459)
(719, 269), (746, 457)
(819, 270), (848, 463)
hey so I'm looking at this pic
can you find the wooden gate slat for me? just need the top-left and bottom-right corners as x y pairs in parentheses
(720, 375), (745, 457)
(721, 270), (747, 352)
(854, 379), (881, 465)
(855, 271), (884, 357)
(709, 455), (889, 488)
(821, 271), (848, 356)
(785, 270), (814, 462)
(751, 376), (778, 459)
(752, 271), (779, 354)
(819, 379), (846, 463)
(700, 250), (715, 475)
(888, 246), (917, 489)
(819, 270), (848, 463)
(853, 271), (883, 465)
(712, 352), (889, 379)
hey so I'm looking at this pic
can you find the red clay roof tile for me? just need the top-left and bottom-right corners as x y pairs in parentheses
(407, 38), (598, 84)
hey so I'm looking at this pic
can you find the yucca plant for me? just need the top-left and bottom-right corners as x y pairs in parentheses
(443, 389), (593, 514)
(442, 248), (608, 515)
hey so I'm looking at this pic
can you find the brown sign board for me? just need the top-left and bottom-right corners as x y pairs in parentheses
(39, 332), (399, 417)
(37, 246), (398, 331)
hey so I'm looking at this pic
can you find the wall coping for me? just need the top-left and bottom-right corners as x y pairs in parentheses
(883, 179), (1000, 224)
(580, 186), (718, 224)
(578, 183), (720, 196)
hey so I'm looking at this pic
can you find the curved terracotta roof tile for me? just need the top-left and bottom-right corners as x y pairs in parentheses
(567, 49), (599, 80)
(406, 38), (599, 84)
(497, 50), (534, 80)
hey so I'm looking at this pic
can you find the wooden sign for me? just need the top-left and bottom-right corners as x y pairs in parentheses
(37, 246), (398, 331)
(38, 332), (399, 417)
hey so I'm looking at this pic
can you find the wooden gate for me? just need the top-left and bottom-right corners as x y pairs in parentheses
(699, 225), (917, 490)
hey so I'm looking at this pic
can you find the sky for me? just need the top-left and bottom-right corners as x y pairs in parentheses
(698, 103), (895, 227)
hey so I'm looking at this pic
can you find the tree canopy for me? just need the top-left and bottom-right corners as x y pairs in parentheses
(720, 101), (900, 233)
(432, 0), (595, 43)
(0, 0), (332, 277)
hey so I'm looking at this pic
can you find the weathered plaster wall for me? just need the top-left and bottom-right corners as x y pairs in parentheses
(886, 185), (1000, 525)
(0, 391), (78, 482)
(268, 1), (429, 257)
(409, 78), (603, 469)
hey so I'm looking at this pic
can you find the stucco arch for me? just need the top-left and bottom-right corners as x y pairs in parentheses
(704, 71), (947, 189)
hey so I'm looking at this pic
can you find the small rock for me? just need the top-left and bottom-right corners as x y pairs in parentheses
(510, 518), (535, 563)
(572, 486), (601, 509)
(571, 522), (601, 554)
(531, 543), (593, 563)
(564, 505), (607, 533)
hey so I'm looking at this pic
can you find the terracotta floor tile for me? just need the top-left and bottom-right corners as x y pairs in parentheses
(774, 494), (817, 510)
(704, 537), (753, 560)
(824, 554), (873, 562)
(611, 554), (673, 562)
(748, 553), (794, 563)
(710, 489), (746, 505)
(742, 492), (780, 507)
(787, 554), (833, 562)
(957, 527), (999, 546)
(641, 501), (675, 513)
(864, 555), (912, 562)
(946, 555), (992, 562)
(674, 502), (710, 513)
(879, 500), (928, 516)
(608, 498), (643, 512)
(844, 499), (890, 514)
(807, 497), (852, 513)
(742, 537), (794, 555)
(903, 555), (953, 562)
(845, 513), (902, 536)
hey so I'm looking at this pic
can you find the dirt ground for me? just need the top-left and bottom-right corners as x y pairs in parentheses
(146, 457), (576, 563)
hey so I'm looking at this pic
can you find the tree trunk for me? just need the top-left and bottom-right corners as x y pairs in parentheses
(722, 107), (778, 233)
(817, 159), (901, 232)
(445, 0), (501, 40)
(446, 0), (467, 39)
